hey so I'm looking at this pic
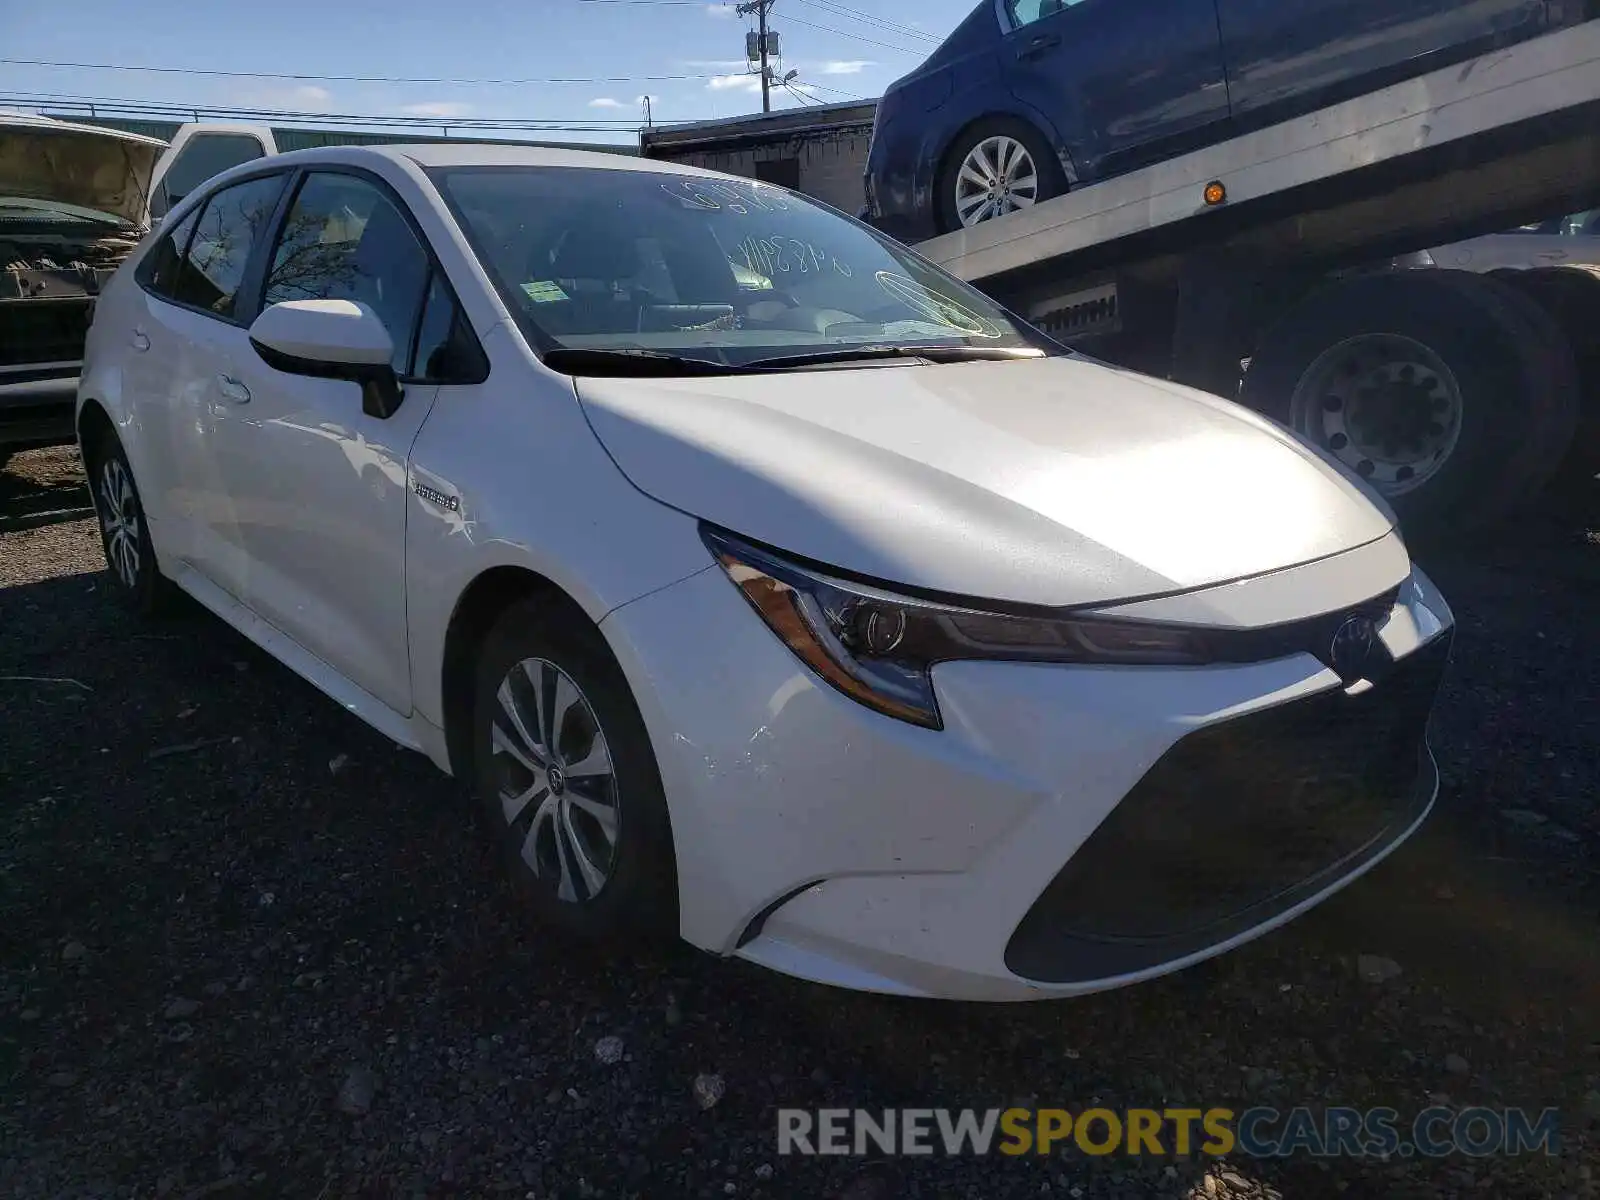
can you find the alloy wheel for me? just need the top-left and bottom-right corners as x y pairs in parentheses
(954, 135), (1040, 228)
(97, 457), (142, 588)
(490, 656), (621, 904)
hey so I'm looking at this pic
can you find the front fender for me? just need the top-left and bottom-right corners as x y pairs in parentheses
(403, 323), (715, 729)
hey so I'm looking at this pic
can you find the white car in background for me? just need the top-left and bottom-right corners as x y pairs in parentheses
(77, 144), (1454, 1001)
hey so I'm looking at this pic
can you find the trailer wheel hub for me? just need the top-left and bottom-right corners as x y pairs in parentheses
(1288, 334), (1464, 496)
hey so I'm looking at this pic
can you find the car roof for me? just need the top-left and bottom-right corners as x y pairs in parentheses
(255, 140), (730, 180)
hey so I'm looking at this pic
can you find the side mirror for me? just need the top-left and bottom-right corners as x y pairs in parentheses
(248, 299), (403, 419)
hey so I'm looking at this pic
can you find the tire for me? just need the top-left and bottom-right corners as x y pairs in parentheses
(1488, 266), (1600, 498)
(1239, 269), (1579, 543)
(935, 117), (1066, 235)
(469, 596), (678, 944)
(1449, 271), (1579, 520)
(82, 430), (175, 616)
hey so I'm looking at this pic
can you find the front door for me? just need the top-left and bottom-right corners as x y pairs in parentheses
(1001, 0), (1232, 181)
(217, 169), (444, 714)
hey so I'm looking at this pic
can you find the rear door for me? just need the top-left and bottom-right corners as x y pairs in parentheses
(144, 171), (292, 596)
(1215, 0), (1548, 126)
(1001, 0), (1232, 181)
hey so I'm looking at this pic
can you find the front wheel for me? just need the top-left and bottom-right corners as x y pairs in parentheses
(470, 597), (678, 944)
(936, 118), (1065, 234)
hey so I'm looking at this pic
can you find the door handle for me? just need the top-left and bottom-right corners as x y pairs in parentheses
(1017, 32), (1060, 60)
(131, 330), (151, 352)
(217, 374), (251, 404)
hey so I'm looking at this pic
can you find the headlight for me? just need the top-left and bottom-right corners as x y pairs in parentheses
(703, 527), (1208, 729)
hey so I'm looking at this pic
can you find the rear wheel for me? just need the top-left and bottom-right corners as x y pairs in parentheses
(936, 118), (1065, 234)
(470, 596), (678, 944)
(82, 431), (174, 616)
(1240, 269), (1580, 542)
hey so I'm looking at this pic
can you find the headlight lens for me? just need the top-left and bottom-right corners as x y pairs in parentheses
(704, 527), (1208, 729)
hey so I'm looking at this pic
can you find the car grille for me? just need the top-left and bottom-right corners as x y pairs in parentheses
(1004, 630), (1452, 985)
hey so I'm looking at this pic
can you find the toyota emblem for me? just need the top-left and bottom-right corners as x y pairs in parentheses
(1329, 616), (1377, 683)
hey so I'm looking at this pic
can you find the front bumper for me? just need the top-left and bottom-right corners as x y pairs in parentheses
(600, 554), (1453, 1001)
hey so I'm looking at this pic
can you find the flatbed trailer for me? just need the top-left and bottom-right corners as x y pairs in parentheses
(644, 19), (1600, 539)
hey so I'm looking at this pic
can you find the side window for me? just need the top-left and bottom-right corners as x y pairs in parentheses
(262, 173), (431, 375)
(138, 206), (202, 298)
(411, 271), (487, 383)
(170, 174), (288, 319)
(152, 134), (268, 219)
(1007, 0), (1079, 27)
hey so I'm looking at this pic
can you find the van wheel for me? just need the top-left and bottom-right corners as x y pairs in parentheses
(83, 432), (174, 616)
(936, 118), (1065, 234)
(1240, 269), (1579, 543)
(470, 597), (678, 944)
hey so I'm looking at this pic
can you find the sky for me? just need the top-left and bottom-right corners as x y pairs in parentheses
(0, 0), (976, 143)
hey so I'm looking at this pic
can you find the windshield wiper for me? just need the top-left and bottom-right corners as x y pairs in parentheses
(542, 347), (754, 377)
(542, 343), (1048, 377)
(742, 344), (1047, 370)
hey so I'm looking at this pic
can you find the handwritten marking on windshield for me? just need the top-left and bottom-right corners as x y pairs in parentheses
(737, 235), (853, 279)
(874, 271), (1004, 338)
(660, 179), (791, 214)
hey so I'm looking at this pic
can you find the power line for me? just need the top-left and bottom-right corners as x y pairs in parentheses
(776, 12), (927, 54)
(790, 0), (940, 43)
(1, 92), (702, 132)
(0, 58), (721, 85)
(795, 80), (865, 98)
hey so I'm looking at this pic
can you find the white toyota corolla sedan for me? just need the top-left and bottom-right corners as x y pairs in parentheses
(77, 143), (1454, 1001)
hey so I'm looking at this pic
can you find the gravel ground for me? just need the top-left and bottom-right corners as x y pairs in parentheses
(2, 443), (1598, 1200)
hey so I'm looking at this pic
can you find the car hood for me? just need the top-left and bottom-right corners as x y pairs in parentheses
(575, 355), (1396, 609)
(0, 115), (165, 228)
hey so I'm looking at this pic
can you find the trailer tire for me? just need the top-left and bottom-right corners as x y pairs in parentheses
(935, 117), (1066, 234)
(1450, 271), (1579, 517)
(1240, 269), (1577, 542)
(1484, 266), (1600, 500)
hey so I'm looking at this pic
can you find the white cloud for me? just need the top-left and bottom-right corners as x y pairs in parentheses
(816, 60), (874, 75)
(704, 2), (737, 16)
(636, 93), (660, 105)
(589, 97), (627, 109)
(708, 73), (763, 92)
(681, 59), (750, 70)
(238, 83), (332, 109)
(401, 101), (474, 118)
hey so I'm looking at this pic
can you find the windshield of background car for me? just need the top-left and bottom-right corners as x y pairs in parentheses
(429, 164), (1053, 364)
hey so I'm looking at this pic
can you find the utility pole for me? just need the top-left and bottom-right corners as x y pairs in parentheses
(737, 0), (776, 113)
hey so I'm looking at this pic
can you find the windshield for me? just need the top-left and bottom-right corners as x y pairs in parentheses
(429, 165), (1054, 366)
